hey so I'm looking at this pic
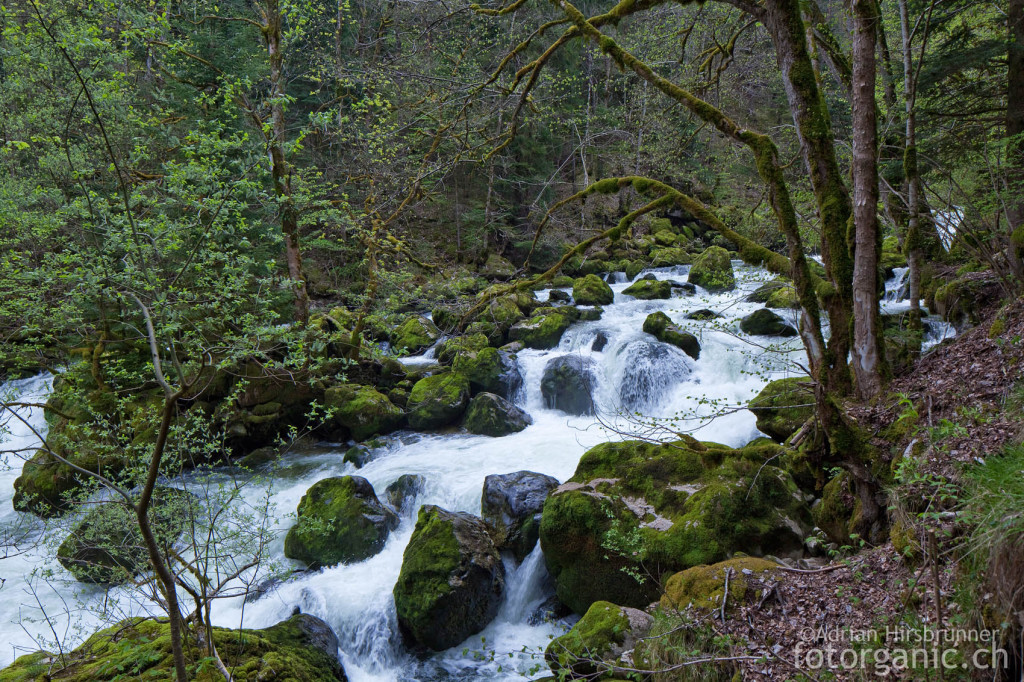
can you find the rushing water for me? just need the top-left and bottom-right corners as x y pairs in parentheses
(0, 263), (951, 679)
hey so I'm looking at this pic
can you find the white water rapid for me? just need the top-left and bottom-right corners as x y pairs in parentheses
(0, 263), (952, 680)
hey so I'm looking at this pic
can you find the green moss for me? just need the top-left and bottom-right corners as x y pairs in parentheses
(436, 333), (490, 365)
(765, 284), (799, 309)
(748, 377), (813, 443)
(324, 385), (404, 441)
(284, 476), (396, 568)
(462, 392), (531, 436)
(391, 316), (440, 354)
(687, 246), (735, 292)
(407, 372), (471, 429)
(0, 615), (344, 681)
(545, 601), (633, 680)
(642, 312), (700, 359)
(813, 472), (855, 545)
(572, 274), (614, 306)
(508, 313), (570, 349)
(622, 279), (671, 300)
(660, 557), (779, 612)
(649, 246), (692, 267)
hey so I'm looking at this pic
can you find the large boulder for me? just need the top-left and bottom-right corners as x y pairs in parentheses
(393, 506), (506, 651)
(687, 246), (735, 292)
(739, 308), (798, 337)
(650, 247), (692, 268)
(765, 284), (799, 309)
(0, 614), (347, 681)
(660, 556), (781, 613)
(284, 476), (398, 569)
(57, 488), (193, 584)
(407, 372), (471, 430)
(748, 376), (814, 443)
(452, 347), (523, 400)
(436, 334), (490, 365)
(481, 471), (559, 561)
(642, 311), (700, 360)
(572, 275), (614, 306)
(324, 385), (404, 442)
(545, 601), (653, 680)
(508, 313), (571, 350)
(541, 355), (596, 416)
(391, 316), (441, 354)
(539, 439), (811, 613)
(480, 253), (516, 280)
(621, 279), (671, 300)
(463, 392), (532, 437)
(746, 279), (789, 303)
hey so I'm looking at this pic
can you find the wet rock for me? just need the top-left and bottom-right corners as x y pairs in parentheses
(642, 311), (701, 360)
(463, 392), (532, 437)
(324, 385), (404, 442)
(740, 308), (798, 337)
(452, 347), (523, 400)
(548, 289), (571, 303)
(385, 474), (426, 515)
(284, 476), (398, 569)
(545, 601), (654, 679)
(481, 470), (559, 560)
(508, 313), (571, 350)
(541, 355), (596, 416)
(572, 275), (614, 306)
(622, 279), (672, 299)
(391, 316), (441, 354)
(407, 372), (471, 430)
(393, 506), (506, 651)
(686, 309), (721, 320)
(748, 376), (813, 443)
(687, 246), (735, 292)
(591, 331), (609, 352)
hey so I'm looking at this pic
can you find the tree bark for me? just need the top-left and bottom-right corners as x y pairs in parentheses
(1009, 0), (1024, 236)
(761, 0), (855, 396)
(899, 0), (924, 336)
(850, 0), (887, 398)
(265, 0), (310, 324)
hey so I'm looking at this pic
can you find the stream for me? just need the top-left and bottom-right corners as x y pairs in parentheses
(0, 262), (954, 680)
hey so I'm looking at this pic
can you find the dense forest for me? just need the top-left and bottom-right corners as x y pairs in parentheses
(0, 0), (1022, 679)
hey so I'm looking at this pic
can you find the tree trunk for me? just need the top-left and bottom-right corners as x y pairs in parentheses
(265, 0), (309, 324)
(850, 0), (887, 399)
(899, 0), (924, 338)
(762, 0), (855, 396)
(1009, 0), (1024, 238)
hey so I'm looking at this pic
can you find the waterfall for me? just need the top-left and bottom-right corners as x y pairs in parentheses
(884, 267), (911, 303)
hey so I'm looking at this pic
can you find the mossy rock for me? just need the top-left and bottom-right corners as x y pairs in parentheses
(324, 385), (404, 442)
(660, 557), (780, 612)
(391, 316), (440, 354)
(812, 472), (857, 545)
(463, 392), (532, 436)
(642, 311), (700, 360)
(393, 505), (505, 651)
(0, 614), (346, 681)
(407, 372), (471, 430)
(436, 334), (490, 366)
(650, 247), (692, 268)
(452, 347), (523, 399)
(540, 440), (811, 613)
(622, 279), (672, 300)
(880, 244), (907, 276)
(652, 230), (677, 247)
(746, 279), (789, 303)
(687, 246), (735, 292)
(748, 376), (813, 443)
(481, 470), (559, 561)
(284, 476), (398, 569)
(686, 309), (721, 320)
(545, 601), (653, 680)
(384, 474), (426, 515)
(572, 275), (614, 306)
(57, 488), (193, 584)
(765, 284), (799, 309)
(508, 313), (571, 350)
(480, 253), (517, 280)
(739, 308), (798, 337)
(933, 276), (996, 330)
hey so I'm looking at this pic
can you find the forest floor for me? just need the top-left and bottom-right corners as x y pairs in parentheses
(712, 293), (1024, 681)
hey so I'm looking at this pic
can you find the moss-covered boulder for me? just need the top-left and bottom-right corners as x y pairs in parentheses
(660, 557), (780, 613)
(393, 505), (505, 651)
(933, 275), (999, 330)
(687, 246), (735, 292)
(481, 470), (559, 561)
(650, 247), (692, 268)
(748, 376), (813, 443)
(539, 440), (810, 613)
(765, 284), (799, 309)
(57, 488), (193, 584)
(284, 476), (398, 569)
(452, 347), (523, 400)
(642, 311), (701, 360)
(324, 385), (404, 442)
(739, 308), (798, 337)
(686, 309), (721, 320)
(463, 392), (532, 437)
(622, 279), (671, 299)
(545, 601), (653, 680)
(746, 279), (789, 303)
(391, 316), (441, 354)
(407, 372), (471, 430)
(812, 471), (857, 545)
(480, 253), (517, 280)
(508, 313), (571, 350)
(0, 614), (346, 681)
(436, 334), (490, 366)
(572, 275), (614, 306)
(541, 355), (596, 415)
